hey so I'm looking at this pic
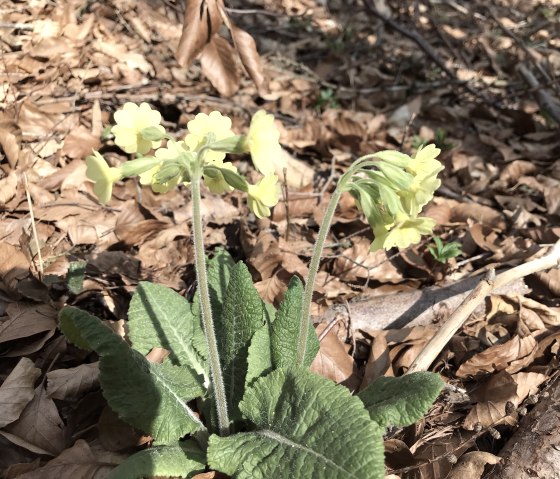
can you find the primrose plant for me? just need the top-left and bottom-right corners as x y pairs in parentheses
(59, 102), (445, 478)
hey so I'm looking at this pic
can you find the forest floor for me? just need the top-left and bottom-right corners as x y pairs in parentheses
(1, 0), (560, 478)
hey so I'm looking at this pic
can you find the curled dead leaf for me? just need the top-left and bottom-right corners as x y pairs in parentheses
(456, 335), (537, 378)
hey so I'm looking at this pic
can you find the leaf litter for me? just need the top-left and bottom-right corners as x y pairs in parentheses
(1, 0), (560, 477)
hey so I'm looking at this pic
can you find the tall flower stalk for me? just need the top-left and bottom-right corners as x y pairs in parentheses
(191, 173), (230, 435)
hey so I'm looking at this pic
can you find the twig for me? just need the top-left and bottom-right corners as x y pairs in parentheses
(485, 6), (555, 89)
(23, 173), (44, 279)
(408, 240), (560, 373)
(361, 0), (498, 107)
(516, 63), (560, 124)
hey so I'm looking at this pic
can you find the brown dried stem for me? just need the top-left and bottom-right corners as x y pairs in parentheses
(407, 240), (560, 373)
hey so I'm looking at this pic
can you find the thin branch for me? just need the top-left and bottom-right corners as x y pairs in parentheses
(408, 240), (560, 373)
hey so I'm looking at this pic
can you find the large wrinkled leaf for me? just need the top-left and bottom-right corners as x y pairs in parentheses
(271, 276), (319, 369)
(358, 372), (444, 428)
(176, 0), (222, 67)
(245, 302), (277, 387)
(208, 367), (384, 479)
(0, 357), (41, 428)
(107, 440), (206, 479)
(200, 36), (240, 97)
(127, 282), (207, 380)
(59, 307), (205, 443)
(216, 262), (265, 418)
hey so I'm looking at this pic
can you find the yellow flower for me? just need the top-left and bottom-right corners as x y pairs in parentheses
(85, 151), (122, 203)
(371, 215), (436, 251)
(244, 110), (282, 176)
(139, 141), (187, 194)
(406, 144), (443, 178)
(203, 161), (237, 194)
(247, 174), (280, 218)
(184, 111), (234, 164)
(111, 102), (165, 155)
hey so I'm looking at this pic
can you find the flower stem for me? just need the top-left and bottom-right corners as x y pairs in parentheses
(191, 176), (230, 435)
(296, 187), (343, 365)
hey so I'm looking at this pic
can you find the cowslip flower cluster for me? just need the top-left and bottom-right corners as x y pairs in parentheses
(85, 103), (282, 218)
(347, 144), (444, 251)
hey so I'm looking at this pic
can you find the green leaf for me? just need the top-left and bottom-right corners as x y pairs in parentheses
(66, 260), (86, 294)
(245, 324), (273, 388)
(246, 302), (277, 388)
(208, 367), (384, 479)
(128, 282), (207, 381)
(107, 441), (206, 479)
(217, 262), (265, 419)
(358, 372), (444, 428)
(193, 249), (235, 325)
(271, 277), (319, 369)
(59, 307), (205, 442)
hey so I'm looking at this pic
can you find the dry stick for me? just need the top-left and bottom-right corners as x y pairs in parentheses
(23, 173), (44, 279)
(408, 240), (560, 373)
(516, 63), (560, 125)
(362, 0), (498, 107)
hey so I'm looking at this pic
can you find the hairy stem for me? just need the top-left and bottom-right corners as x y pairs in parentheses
(296, 187), (343, 365)
(191, 176), (230, 435)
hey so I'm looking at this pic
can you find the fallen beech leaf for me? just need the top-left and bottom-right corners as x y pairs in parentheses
(463, 371), (518, 429)
(176, 0), (222, 68)
(447, 451), (501, 479)
(61, 125), (101, 159)
(200, 35), (239, 97)
(456, 335), (537, 378)
(452, 203), (506, 230)
(46, 363), (100, 400)
(310, 324), (360, 391)
(3, 386), (65, 456)
(0, 303), (57, 344)
(0, 116), (21, 168)
(13, 439), (124, 478)
(227, 21), (266, 93)
(360, 333), (392, 390)
(0, 171), (18, 205)
(0, 242), (30, 293)
(0, 358), (41, 428)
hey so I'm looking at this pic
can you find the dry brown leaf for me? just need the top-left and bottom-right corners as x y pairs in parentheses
(0, 358), (41, 428)
(446, 451), (501, 479)
(532, 268), (560, 296)
(200, 35), (239, 98)
(97, 407), (148, 452)
(0, 171), (19, 205)
(456, 335), (538, 378)
(254, 273), (287, 305)
(0, 303), (57, 344)
(452, 203), (506, 230)
(227, 21), (266, 94)
(3, 386), (65, 456)
(248, 229), (283, 280)
(463, 371), (518, 429)
(334, 239), (402, 283)
(14, 439), (124, 479)
(511, 371), (548, 404)
(60, 125), (100, 159)
(46, 363), (99, 401)
(0, 242), (30, 293)
(0, 116), (21, 168)
(360, 333), (392, 390)
(176, 0), (222, 68)
(310, 324), (360, 391)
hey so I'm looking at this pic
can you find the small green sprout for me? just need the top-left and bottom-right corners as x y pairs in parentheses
(315, 88), (339, 111)
(428, 236), (462, 263)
